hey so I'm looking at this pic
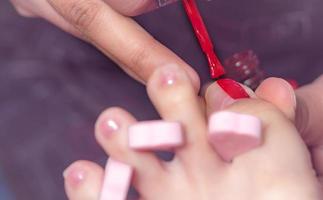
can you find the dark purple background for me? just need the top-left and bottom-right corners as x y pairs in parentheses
(1, 0), (323, 199)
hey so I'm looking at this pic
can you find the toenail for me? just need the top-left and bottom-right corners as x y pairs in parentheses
(128, 121), (183, 150)
(208, 83), (237, 110)
(208, 111), (262, 162)
(63, 164), (87, 188)
(100, 158), (133, 200)
(217, 79), (250, 99)
(100, 118), (120, 137)
(158, 64), (187, 87)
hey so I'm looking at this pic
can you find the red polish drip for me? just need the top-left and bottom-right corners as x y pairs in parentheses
(217, 79), (250, 99)
(182, 0), (225, 79)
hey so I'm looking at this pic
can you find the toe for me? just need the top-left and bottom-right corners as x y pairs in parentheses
(95, 107), (166, 193)
(64, 160), (104, 200)
(147, 64), (222, 168)
(215, 99), (309, 167)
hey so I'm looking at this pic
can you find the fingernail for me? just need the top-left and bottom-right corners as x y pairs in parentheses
(156, 0), (177, 7)
(208, 111), (262, 162)
(63, 164), (87, 188)
(217, 79), (250, 99)
(100, 118), (120, 137)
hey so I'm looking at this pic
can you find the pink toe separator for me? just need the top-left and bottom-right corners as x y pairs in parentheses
(208, 111), (262, 162)
(100, 158), (133, 200)
(128, 121), (183, 150)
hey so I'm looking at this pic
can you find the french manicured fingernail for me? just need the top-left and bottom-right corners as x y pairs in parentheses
(63, 164), (87, 188)
(217, 79), (250, 99)
(100, 118), (120, 137)
(208, 111), (262, 162)
(156, 0), (178, 7)
(129, 121), (183, 150)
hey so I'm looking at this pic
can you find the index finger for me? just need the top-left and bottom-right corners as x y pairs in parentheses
(47, 0), (200, 90)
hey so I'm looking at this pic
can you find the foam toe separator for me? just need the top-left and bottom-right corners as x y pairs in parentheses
(100, 159), (133, 200)
(129, 121), (183, 150)
(208, 111), (262, 162)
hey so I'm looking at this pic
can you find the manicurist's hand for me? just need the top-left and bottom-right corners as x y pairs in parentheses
(10, 0), (199, 88)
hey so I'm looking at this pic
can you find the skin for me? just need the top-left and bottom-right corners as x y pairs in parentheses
(63, 66), (321, 199)
(9, 0), (199, 88)
(9, 0), (323, 148)
(9, 0), (323, 196)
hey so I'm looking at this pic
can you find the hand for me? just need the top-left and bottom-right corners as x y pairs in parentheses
(62, 65), (320, 199)
(10, 0), (199, 88)
(10, 0), (176, 17)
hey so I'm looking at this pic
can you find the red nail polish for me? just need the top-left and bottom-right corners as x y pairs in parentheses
(217, 79), (250, 99)
(182, 0), (225, 79)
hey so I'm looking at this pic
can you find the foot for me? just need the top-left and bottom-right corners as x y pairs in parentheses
(63, 65), (321, 200)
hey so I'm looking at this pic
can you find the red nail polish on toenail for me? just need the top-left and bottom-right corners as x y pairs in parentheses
(63, 165), (86, 188)
(217, 78), (250, 99)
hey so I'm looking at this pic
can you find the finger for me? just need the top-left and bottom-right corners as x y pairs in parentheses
(10, 0), (80, 36)
(47, 0), (200, 89)
(295, 75), (323, 181)
(256, 77), (296, 121)
(147, 64), (222, 168)
(63, 160), (104, 200)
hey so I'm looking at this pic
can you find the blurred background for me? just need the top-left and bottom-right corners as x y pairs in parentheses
(0, 0), (323, 199)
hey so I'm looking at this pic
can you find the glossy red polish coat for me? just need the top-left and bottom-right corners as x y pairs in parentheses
(217, 79), (250, 99)
(182, 0), (225, 78)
